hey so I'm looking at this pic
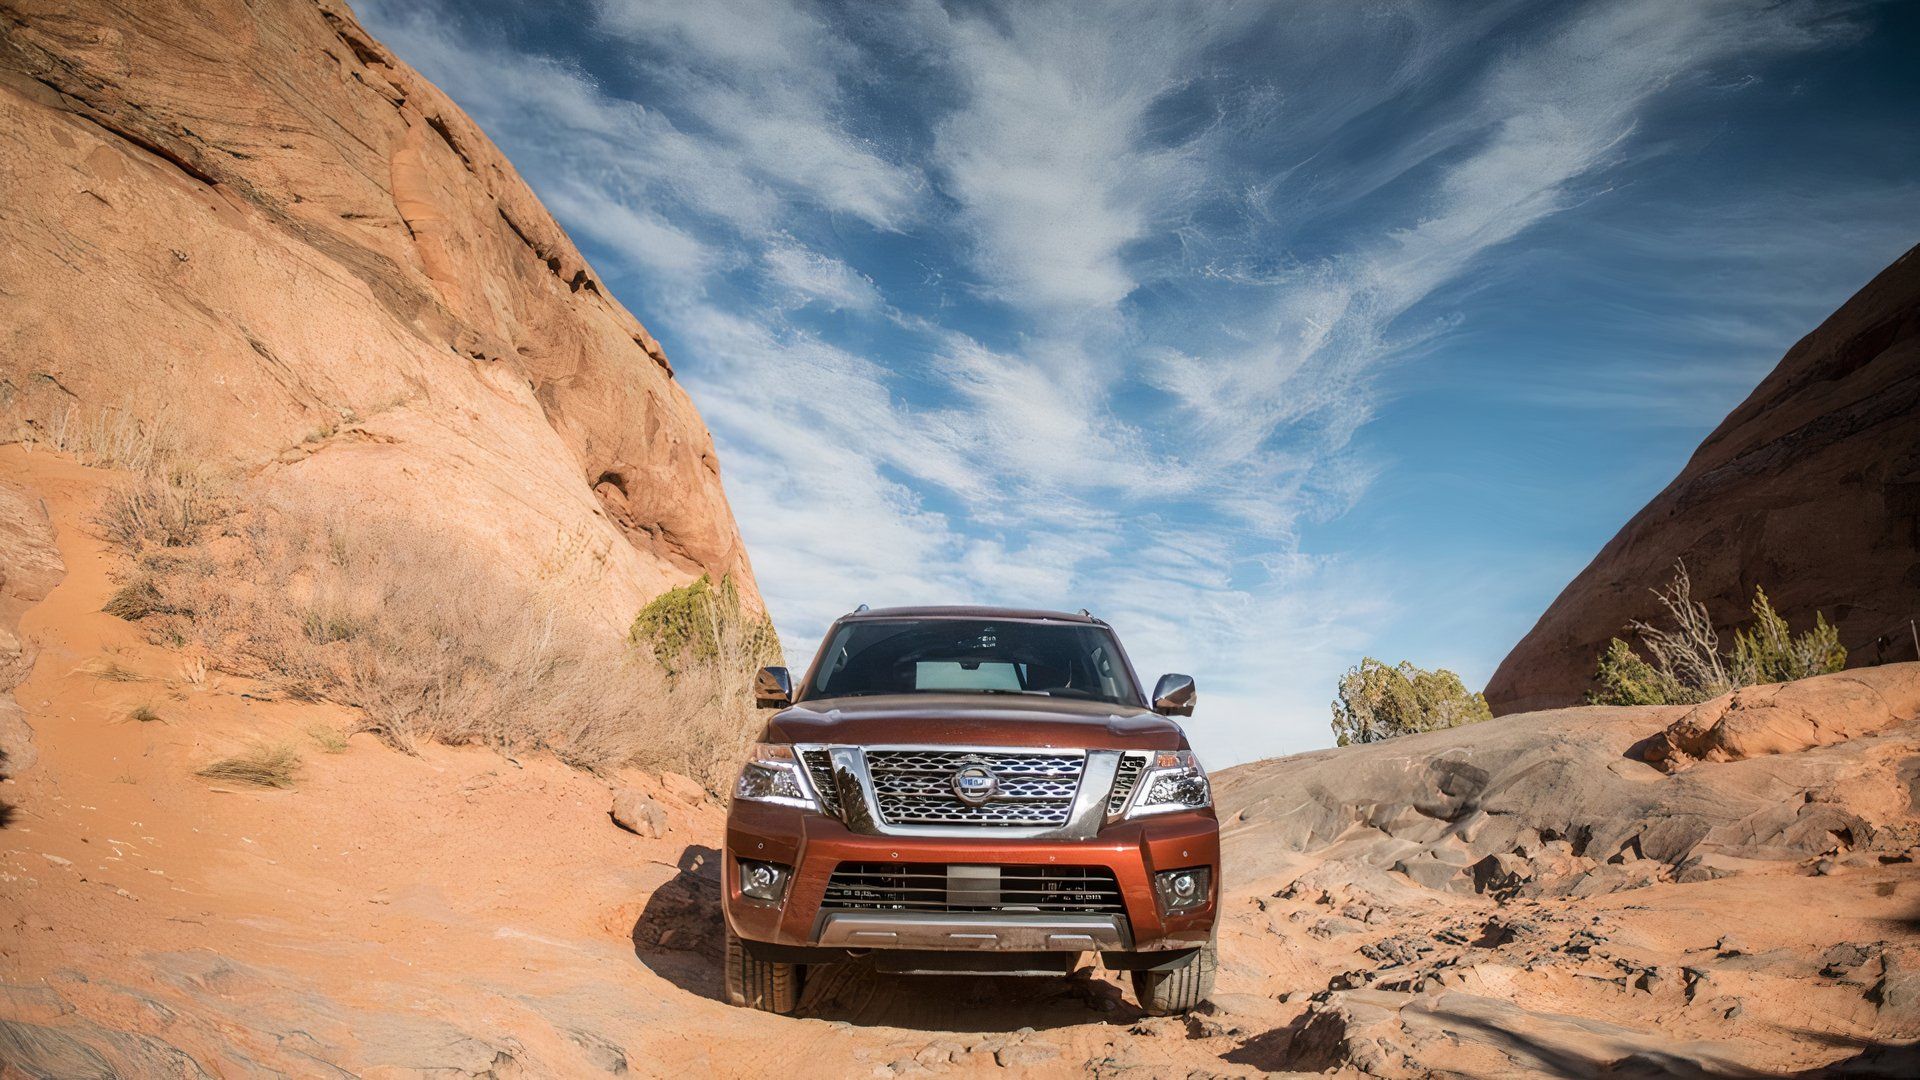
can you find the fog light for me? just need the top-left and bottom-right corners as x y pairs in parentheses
(1153, 866), (1211, 913)
(739, 858), (790, 902)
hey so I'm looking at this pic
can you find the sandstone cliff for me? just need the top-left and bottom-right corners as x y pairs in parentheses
(0, 0), (757, 625)
(1487, 243), (1920, 714)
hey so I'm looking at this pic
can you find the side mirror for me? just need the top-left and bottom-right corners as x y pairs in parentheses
(754, 666), (793, 709)
(1151, 673), (1196, 717)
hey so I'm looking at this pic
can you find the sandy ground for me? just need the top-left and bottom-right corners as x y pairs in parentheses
(2, 446), (1917, 1077)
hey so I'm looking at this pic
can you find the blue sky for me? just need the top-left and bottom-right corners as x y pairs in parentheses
(359, 0), (1919, 767)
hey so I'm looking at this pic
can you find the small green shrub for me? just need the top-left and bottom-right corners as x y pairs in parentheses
(1331, 658), (1493, 746)
(1591, 639), (1689, 706)
(1730, 587), (1846, 686)
(1590, 566), (1847, 706)
(629, 574), (779, 675)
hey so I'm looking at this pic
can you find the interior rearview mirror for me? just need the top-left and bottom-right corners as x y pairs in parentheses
(1152, 673), (1196, 717)
(754, 666), (793, 709)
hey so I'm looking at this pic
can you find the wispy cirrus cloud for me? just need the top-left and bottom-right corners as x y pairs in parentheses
(761, 240), (883, 311)
(592, 0), (921, 231)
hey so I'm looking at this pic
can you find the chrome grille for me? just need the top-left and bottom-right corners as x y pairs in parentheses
(1106, 751), (1149, 815)
(864, 750), (1083, 827)
(799, 749), (840, 815)
(821, 863), (1125, 915)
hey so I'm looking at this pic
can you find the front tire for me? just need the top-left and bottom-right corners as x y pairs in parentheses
(1131, 938), (1216, 1016)
(724, 927), (803, 1013)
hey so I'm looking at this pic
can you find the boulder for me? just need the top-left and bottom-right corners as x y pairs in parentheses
(609, 788), (667, 838)
(1641, 668), (1920, 770)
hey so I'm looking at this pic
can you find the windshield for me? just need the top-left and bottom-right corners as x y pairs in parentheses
(803, 618), (1141, 706)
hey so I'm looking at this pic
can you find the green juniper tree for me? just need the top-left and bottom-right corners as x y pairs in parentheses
(1331, 658), (1493, 746)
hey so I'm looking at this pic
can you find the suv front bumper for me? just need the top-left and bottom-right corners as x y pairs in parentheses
(722, 799), (1219, 954)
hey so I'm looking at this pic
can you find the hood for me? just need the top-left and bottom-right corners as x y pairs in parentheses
(763, 693), (1188, 751)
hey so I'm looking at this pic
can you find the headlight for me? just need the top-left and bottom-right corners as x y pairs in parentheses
(1124, 750), (1211, 818)
(733, 742), (818, 810)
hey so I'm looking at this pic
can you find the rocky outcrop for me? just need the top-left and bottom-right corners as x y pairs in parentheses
(0, 0), (757, 626)
(1215, 663), (1920, 898)
(0, 472), (62, 779)
(1215, 667), (1920, 1076)
(1486, 244), (1920, 714)
(1642, 667), (1920, 772)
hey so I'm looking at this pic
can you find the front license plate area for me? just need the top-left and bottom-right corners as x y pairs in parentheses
(947, 864), (1000, 908)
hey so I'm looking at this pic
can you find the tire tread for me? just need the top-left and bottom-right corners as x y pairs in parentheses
(725, 927), (803, 1013)
(1131, 939), (1217, 1016)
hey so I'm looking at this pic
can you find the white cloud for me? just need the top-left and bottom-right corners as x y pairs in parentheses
(1154, 0), (1857, 490)
(593, 0), (921, 230)
(928, 0), (1241, 315)
(761, 241), (882, 310)
(546, 182), (717, 278)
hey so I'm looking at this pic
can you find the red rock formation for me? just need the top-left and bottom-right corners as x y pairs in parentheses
(0, 0), (758, 624)
(1486, 244), (1920, 714)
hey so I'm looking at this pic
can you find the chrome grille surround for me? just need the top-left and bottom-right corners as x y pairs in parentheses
(799, 748), (841, 815)
(1105, 751), (1151, 816)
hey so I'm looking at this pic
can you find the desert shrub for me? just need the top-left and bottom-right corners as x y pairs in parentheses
(2, 399), (166, 472)
(307, 723), (349, 753)
(82, 658), (147, 682)
(630, 574), (780, 674)
(1589, 639), (1683, 706)
(1730, 587), (1846, 686)
(1331, 658), (1493, 746)
(197, 743), (301, 788)
(1590, 565), (1847, 706)
(95, 465), (229, 551)
(125, 502), (769, 787)
(103, 576), (171, 620)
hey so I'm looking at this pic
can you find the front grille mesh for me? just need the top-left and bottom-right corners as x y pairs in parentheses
(821, 862), (1125, 914)
(799, 749), (840, 815)
(864, 750), (1083, 826)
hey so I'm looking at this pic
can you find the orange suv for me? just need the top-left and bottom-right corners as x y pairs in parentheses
(721, 606), (1218, 1015)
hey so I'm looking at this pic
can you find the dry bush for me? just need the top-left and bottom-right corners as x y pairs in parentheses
(81, 658), (147, 682)
(197, 743), (301, 788)
(95, 465), (229, 552)
(123, 503), (766, 784)
(3, 399), (166, 471)
(306, 723), (349, 753)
